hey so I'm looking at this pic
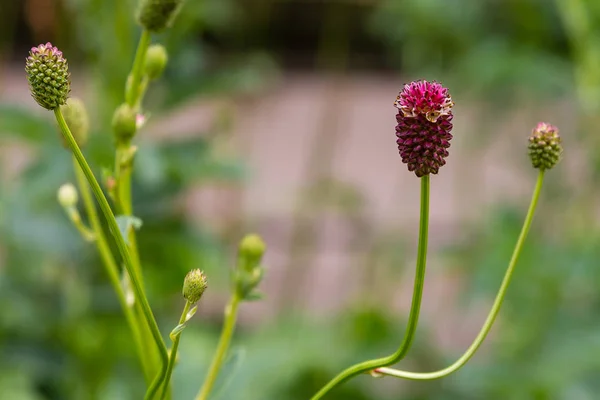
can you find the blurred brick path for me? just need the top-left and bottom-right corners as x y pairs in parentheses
(0, 68), (579, 351)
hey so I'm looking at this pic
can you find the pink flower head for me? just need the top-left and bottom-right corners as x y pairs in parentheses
(394, 80), (454, 177)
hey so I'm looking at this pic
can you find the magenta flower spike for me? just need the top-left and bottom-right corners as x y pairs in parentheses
(394, 80), (454, 177)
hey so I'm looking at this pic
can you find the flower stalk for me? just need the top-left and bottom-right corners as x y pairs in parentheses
(54, 108), (168, 400)
(310, 175), (430, 399)
(373, 170), (545, 381)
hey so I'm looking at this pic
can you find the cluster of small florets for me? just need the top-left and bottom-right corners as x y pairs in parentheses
(137, 0), (184, 32)
(395, 80), (454, 177)
(528, 122), (562, 170)
(25, 42), (70, 111)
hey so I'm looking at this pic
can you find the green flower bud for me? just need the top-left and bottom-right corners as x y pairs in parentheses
(145, 44), (168, 80)
(58, 183), (78, 207)
(59, 98), (89, 148)
(183, 269), (208, 304)
(25, 42), (70, 110)
(238, 234), (266, 271)
(528, 122), (563, 170)
(137, 0), (184, 32)
(112, 104), (137, 142)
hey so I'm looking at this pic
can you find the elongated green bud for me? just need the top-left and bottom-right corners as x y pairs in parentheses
(112, 104), (137, 142)
(59, 98), (89, 148)
(528, 122), (562, 170)
(145, 44), (168, 80)
(25, 42), (70, 110)
(137, 0), (184, 32)
(183, 269), (208, 304)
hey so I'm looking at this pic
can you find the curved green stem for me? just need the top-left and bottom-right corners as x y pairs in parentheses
(55, 109), (168, 400)
(126, 29), (151, 108)
(73, 156), (153, 382)
(160, 301), (192, 400)
(374, 170), (545, 381)
(311, 175), (430, 400)
(196, 293), (242, 400)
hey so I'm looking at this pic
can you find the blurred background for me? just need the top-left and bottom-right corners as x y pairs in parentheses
(1, 0), (600, 399)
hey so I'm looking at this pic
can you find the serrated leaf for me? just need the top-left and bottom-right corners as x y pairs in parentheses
(115, 215), (143, 244)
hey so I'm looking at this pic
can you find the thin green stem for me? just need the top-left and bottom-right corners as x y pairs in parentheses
(73, 156), (153, 382)
(310, 175), (430, 400)
(55, 108), (168, 400)
(64, 206), (96, 242)
(374, 170), (545, 381)
(196, 293), (242, 400)
(126, 29), (152, 108)
(160, 301), (192, 400)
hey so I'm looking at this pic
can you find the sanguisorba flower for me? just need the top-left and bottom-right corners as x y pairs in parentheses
(395, 80), (454, 177)
(25, 42), (70, 111)
(528, 122), (562, 170)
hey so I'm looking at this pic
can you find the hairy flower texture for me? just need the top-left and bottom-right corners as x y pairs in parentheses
(25, 43), (70, 110)
(528, 122), (562, 170)
(395, 80), (454, 177)
(183, 269), (207, 304)
(137, 0), (184, 32)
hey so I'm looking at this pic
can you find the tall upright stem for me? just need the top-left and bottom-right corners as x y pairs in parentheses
(376, 171), (545, 380)
(311, 175), (430, 399)
(73, 156), (152, 382)
(55, 109), (167, 400)
(196, 293), (242, 400)
(126, 29), (151, 108)
(160, 301), (192, 400)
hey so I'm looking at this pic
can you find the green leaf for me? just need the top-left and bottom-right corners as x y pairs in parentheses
(169, 323), (187, 341)
(243, 290), (265, 302)
(184, 305), (198, 323)
(115, 215), (143, 244)
(211, 347), (246, 400)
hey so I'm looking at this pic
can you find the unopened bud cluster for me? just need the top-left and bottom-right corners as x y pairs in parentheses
(137, 0), (184, 32)
(528, 122), (562, 170)
(25, 43), (70, 110)
(235, 234), (266, 299)
(183, 269), (207, 304)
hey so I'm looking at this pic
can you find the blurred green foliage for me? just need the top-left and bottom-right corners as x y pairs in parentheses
(1, 0), (600, 399)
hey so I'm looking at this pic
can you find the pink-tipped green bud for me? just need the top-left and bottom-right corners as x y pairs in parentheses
(394, 80), (454, 177)
(59, 98), (89, 148)
(182, 269), (207, 304)
(528, 122), (562, 170)
(137, 0), (184, 32)
(25, 42), (71, 110)
(145, 44), (168, 80)
(112, 104), (137, 142)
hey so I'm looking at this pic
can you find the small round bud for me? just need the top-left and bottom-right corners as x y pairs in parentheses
(528, 122), (563, 170)
(145, 45), (168, 80)
(137, 0), (184, 32)
(25, 42), (71, 110)
(182, 269), (207, 304)
(239, 234), (266, 270)
(59, 98), (89, 148)
(112, 104), (137, 142)
(58, 183), (78, 207)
